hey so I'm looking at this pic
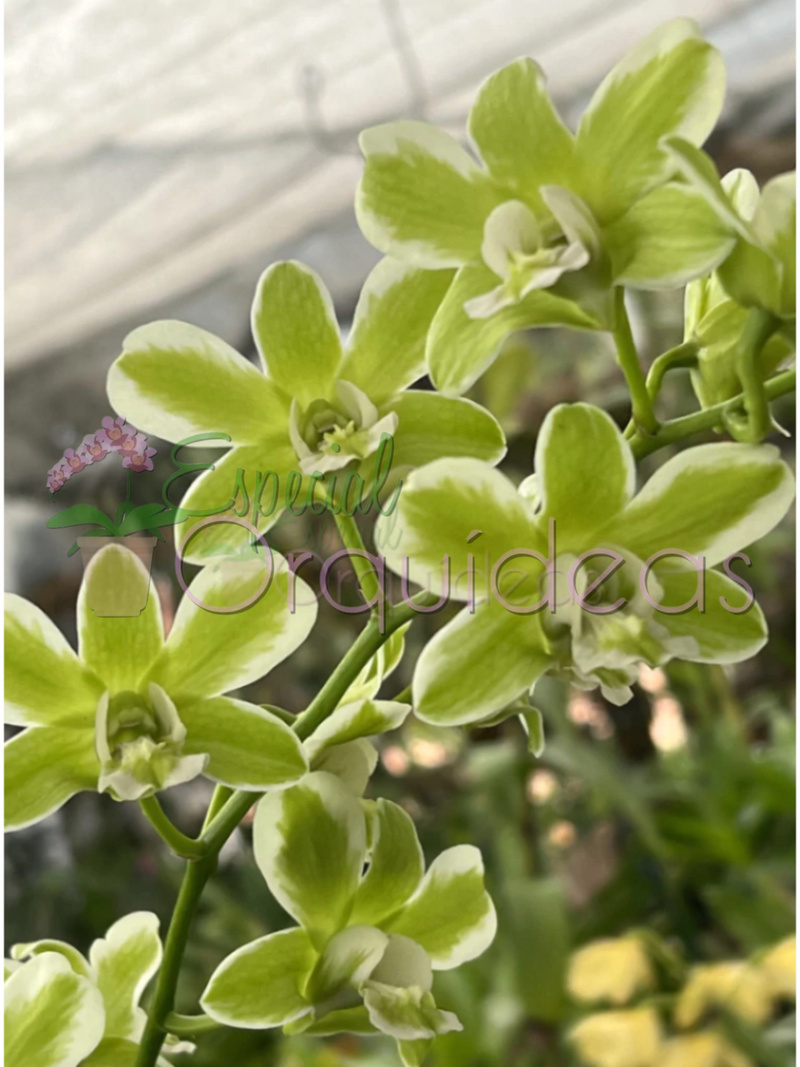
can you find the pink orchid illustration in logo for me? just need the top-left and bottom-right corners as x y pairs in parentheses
(63, 448), (88, 475)
(78, 432), (113, 464)
(46, 459), (70, 492)
(122, 437), (158, 473)
(99, 415), (137, 450)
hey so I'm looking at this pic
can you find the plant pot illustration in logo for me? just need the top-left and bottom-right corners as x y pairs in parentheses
(77, 537), (157, 617)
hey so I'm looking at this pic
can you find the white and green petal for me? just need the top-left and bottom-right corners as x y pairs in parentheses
(251, 261), (343, 407)
(415, 593), (552, 726)
(177, 696), (308, 790)
(312, 739), (379, 797)
(468, 58), (575, 214)
(108, 320), (285, 446)
(304, 699), (411, 762)
(253, 772), (366, 947)
(305, 925), (389, 1004)
(652, 563), (768, 664)
(377, 456), (541, 602)
(351, 800), (425, 927)
(200, 928), (316, 1029)
(362, 981), (462, 1041)
(146, 555), (316, 699)
(5, 726), (100, 831)
(574, 19), (725, 224)
(88, 912), (162, 1041)
(385, 845), (497, 968)
(5, 952), (106, 1067)
(357, 121), (504, 268)
(341, 626), (408, 704)
(605, 183), (736, 289)
(534, 403), (635, 551)
(171, 432), (295, 565)
(81, 1038), (140, 1067)
(426, 262), (602, 396)
(374, 392), (507, 479)
(5, 594), (103, 729)
(599, 442), (795, 567)
(337, 258), (456, 405)
(10, 941), (91, 980)
(77, 545), (164, 693)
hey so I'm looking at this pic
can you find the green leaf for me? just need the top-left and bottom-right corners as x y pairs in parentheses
(4, 952), (106, 1067)
(535, 403), (634, 551)
(5, 727), (99, 831)
(145, 555), (317, 700)
(504, 879), (569, 1022)
(253, 772), (367, 948)
(426, 262), (602, 396)
(89, 912), (161, 1040)
(381, 392), (507, 471)
(117, 504), (180, 537)
(574, 19), (725, 224)
(357, 121), (504, 267)
(338, 259), (456, 405)
(178, 696), (309, 789)
(5, 594), (104, 728)
(77, 545), (164, 693)
(200, 928), (316, 1028)
(108, 320), (285, 446)
(597, 442), (795, 567)
(304, 925), (388, 1004)
(413, 598), (551, 727)
(468, 58), (575, 215)
(305, 699), (412, 761)
(385, 845), (497, 969)
(605, 183), (736, 289)
(251, 261), (343, 407)
(351, 799), (425, 927)
(46, 506), (117, 534)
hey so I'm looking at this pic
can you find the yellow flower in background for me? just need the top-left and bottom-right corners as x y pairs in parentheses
(675, 962), (773, 1029)
(568, 936), (655, 1006)
(657, 1031), (754, 1067)
(759, 935), (796, 1001)
(570, 1008), (662, 1067)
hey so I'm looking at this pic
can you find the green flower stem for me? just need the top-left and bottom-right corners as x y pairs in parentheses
(138, 796), (208, 859)
(613, 288), (659, 436)
(164, 1012), (222, 1037)
(333, 510), (383, 609)
(723, 307), (779, 443)
(136, 587), (440, 1067)
(630, 368), (796, 459)
(136, 854), (217, 1066)
(624, 340), (699, 439)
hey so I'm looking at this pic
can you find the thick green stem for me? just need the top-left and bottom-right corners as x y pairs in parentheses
(136, 855), (217, 1066)
(333, 510), (382, 608)
(624, 340), (699, 438)
(613, 289), (658, 435)
(723, 307), (779, 443)
(139, 796), (207, 859)
(630, 369), (796, 459)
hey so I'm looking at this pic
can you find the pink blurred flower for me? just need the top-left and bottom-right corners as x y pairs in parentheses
(122, 439), (158, 473)
(78, 432), (113, 464)
(99, 415), (137, 451)
(63, 448), (88, 475)
(116, 431), (148, 458)
(47, 462), (69, 492)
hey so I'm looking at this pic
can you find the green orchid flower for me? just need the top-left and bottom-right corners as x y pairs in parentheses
(357, 19), (732, 395)
(668, 139), (796, 321)
(374, 403), (795, 724)
(5, 543), (316, 830)
(5, 913), (188, 1067)
(200, 770), (496, 1067)
(108, 258), (506, 564)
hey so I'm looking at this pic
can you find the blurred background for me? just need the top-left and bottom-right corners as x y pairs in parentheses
(5, 1), (796, 1064)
